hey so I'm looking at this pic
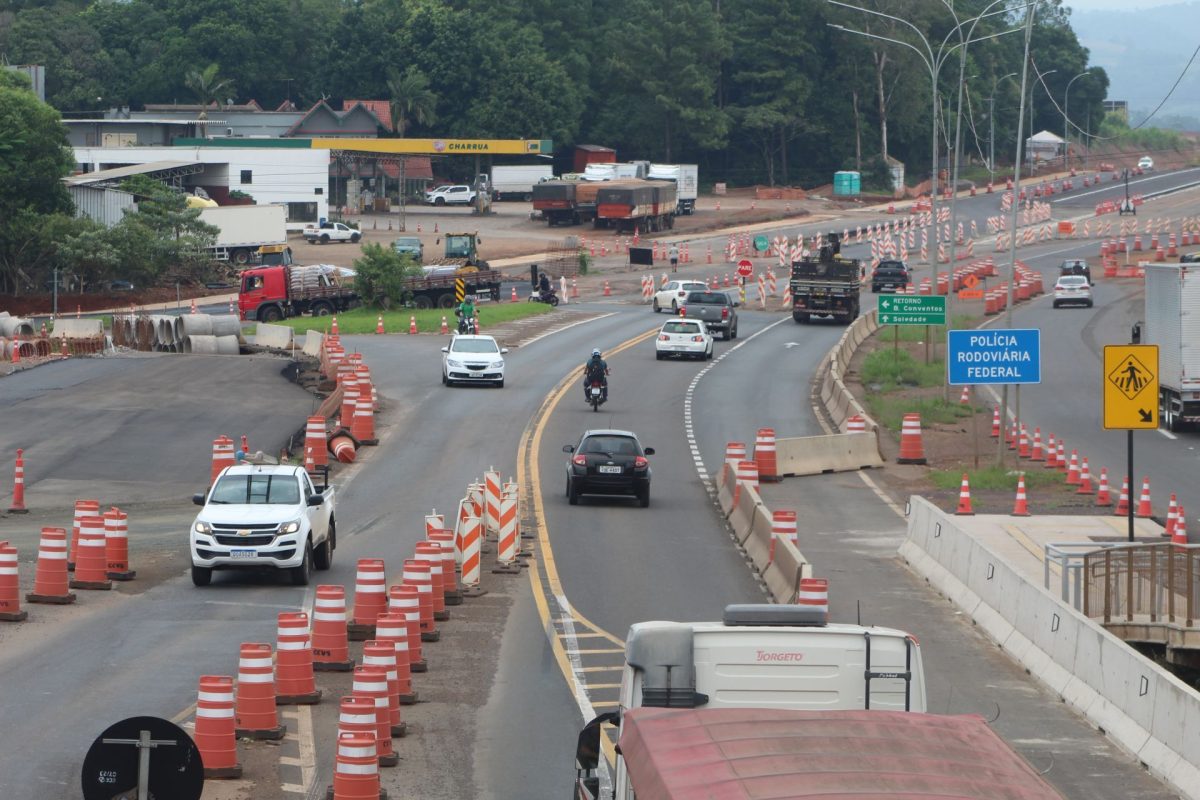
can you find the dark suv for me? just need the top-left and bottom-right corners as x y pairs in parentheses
(563, 429), (654, 507)
(871, 261), (910, 293)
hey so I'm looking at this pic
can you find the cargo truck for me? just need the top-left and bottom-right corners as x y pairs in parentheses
(533, 180), (592, 226)
(791, 232), (861, 324)
(580, 707), (1065, 800)
(490, 164), (554, 201)
(645, 163), (698, 215)
(238, 264), (359, 322)
(1143, 263), (1200, 431)
(198, 204), (288, 266)
(572, 603), (927, 800)
(595, 180), (676, 232)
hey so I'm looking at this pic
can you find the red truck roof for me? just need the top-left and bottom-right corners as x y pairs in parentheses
(618, 708), (1064, 800)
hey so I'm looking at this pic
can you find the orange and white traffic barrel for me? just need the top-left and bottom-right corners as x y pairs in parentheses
(0, 544), (28, 622)
(796, 578), (829, 617)
(330, 434), (357, 463)
(305, 416), (329, 469)
(234, 642), (286, 740)
(753, 428), (779, 482)
(735, 460), (759, 490)
(769, 510), (797, 563)
(275, 611), (322, 705)
(427, 529), (462, 607)
(351, 394), (377, 445)
(340, 375), (360, 430)
(348, 558), (388, 640)
(68, 498), (100, 571)
(70, 515), (112, 590)
(424, 510), (445, 539)
(26, 527), (74, 605)
(896, 414), (926, 464)
(415, 542), (449, 620)
(362, 640), (406, 738)
(195, 675), (242, 779)
(330, 730), (379, 800)
(374, 611), (417, 704)
(724, 442), (746, 470)
(845, 415), (867, 434)
(312, 585), (355, 672)
(402, 559), (438, 642)
(387, 584), (427, 672)
(103, 507), (135, 581)
(210, 436), (235, 484)
(352, 665), (398, 766)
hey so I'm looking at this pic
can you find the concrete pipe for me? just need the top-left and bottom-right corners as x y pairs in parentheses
(0, 317), (35, 338)
(153, 316), (176, 349)
(209, 314), (243, 338)
(176, 314), (213, 340)
(185, 334), (219, 355)
(215, 335), (240, 355)
(330, 434), (357, 463)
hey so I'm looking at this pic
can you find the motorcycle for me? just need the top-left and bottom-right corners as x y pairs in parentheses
(588, 380), (605, 411)
(529, 286), (560, 306)
(455, 309), (478, 335)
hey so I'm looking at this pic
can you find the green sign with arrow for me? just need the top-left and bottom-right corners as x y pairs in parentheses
(877, 295), (946, 326)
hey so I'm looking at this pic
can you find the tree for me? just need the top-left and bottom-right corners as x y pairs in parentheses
(184, 63), (235, 118)
(116, 175), (218, 283)
(352, 243), (421, 309)
(387, 66), (437, 138)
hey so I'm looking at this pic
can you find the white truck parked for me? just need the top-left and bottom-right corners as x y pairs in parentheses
(582, 162), (647, 181)
(198, 204), (288, 265)
(573, 603), (926, 800)
(190, 463), (337, 587)
(302, 221), (362, 244)
(489, 165), (553, 201)
(646, 163), (698, 215)
(1142, 263), (1200, 431)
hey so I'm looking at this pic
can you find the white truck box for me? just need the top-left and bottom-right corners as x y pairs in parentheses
(198, 205), (288, 265)
(646, 164), (698, 214)
(583, 162), (646, 181)
(1144, 263), (1200, 430)
(490, 165), (554, 200)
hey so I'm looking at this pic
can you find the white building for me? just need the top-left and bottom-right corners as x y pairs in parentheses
(71, 145), (330, 229)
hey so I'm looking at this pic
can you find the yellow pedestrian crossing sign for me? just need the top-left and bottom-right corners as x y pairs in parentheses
(1103, 345), (1158, 429)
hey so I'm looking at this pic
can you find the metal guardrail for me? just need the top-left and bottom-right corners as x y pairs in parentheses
(1080, 542), (1200, 627)
(1044, 541), (1125, 611)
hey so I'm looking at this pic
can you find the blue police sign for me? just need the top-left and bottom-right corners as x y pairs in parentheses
(947, 328), (1041, 385)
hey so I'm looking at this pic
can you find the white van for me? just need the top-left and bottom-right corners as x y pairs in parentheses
(574, 604), (926, 799)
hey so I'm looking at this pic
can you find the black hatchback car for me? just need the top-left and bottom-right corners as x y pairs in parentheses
(564, 429), (654, 507)
(871, 261), (910, 293)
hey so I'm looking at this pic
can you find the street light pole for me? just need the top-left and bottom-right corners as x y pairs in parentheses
(989, 72), (1018, 178)
(1064, 70), (1090, 171)
(1026, 67), (1056, 169)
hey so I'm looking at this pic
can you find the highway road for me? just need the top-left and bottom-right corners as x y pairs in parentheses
(0, 166), (1196, 798)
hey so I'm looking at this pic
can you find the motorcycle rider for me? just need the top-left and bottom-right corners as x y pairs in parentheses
(538, 270), (552, 300)
(583, 348), (609, 402)
(455, 295), (477, 334)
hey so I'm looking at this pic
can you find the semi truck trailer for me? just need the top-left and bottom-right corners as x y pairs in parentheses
(1143, 263), (1200, 431)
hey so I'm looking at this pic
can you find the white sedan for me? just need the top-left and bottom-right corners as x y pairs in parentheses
(652, 280), (709, 313)
(1052, 275), (1093, 308)
(1137, 156), (1154, 171)
(442, 334), (508, 387)
(655, 318), (714, 360)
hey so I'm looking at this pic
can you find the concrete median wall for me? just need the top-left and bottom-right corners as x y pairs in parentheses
(719, 473), (814, 605)
(52, 318), (104, 339)
(302, 330), (324, 357)
(901, 496), (1200, 800)
(255, 322), (294, 350)
(776, 432), (882, 476)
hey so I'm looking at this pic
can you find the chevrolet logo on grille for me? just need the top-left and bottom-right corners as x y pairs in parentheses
(237, 529), (252, 536)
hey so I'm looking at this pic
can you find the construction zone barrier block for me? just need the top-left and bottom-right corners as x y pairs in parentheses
(254, 322), (294, 349)
(775, 432), (883, 477)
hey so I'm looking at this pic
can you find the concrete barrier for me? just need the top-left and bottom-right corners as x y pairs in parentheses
(776, 432), (882, 476)
(255, 322), (294, 350)
(762, 540), (813, 603)
(303, 330), (324, 357)
(728, 482), (763, 546)
(716, 462), (735, 517)
(52, 318), (104, 339)
(901, 496), (1200, 800)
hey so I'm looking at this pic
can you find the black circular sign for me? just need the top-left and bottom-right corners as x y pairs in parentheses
(81, 716), (204, 800)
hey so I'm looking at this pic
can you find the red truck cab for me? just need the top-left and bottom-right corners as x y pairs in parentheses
(238, 266), (284, 321)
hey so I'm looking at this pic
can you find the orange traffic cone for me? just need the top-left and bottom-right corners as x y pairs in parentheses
(234, 642), (286, 739)
(190, 298), (198, 314)
(1030, 428), (1044, 461)
(8, 449), (27, 514)
(1011, 473), (1031, 516)
(312, 585), (355, 672)
(603, 280), (611, 297)
(990, 407), (1000, 437)
(1055, 441), (1067, 472)
(331, 315), (340, 335)
(408, 315), (418, 335)
(0, 544), (28, 621)
(1113, 476), (1130, 516)
(955, 474), (974, 515)
(1065, 450), (1081, 485)
(1043, 434), (1058, 468)
(959, 386), (970, 405)
(1006, 420), (1017, 450)
(275, 611), (322, 705)
(352, 664), (399, 766)
(1075, 458), (1094, 495)
(25, 528), (75, 604)
(103, 507), (135, 581)
(375, 315), (385, 334)
(330, 731), (380, 798)
(1173, 505), (1188, 545)
(1018, 425), (1030, 458)
(387, 584), (426, 673)
(1165, 493), (1179, 538)
(896, 413), (926, 464)
(195, 675), (242, 779)
(1136, 477), (1152, 518)
(69, 515), (112, 590)
(1095, 468), (1113, 507)
(348, 558), (387, 640)
(374, 611), (417, 704)
(440, 315), (449, 335)
(511, 286), (519, 302)
(362, 641), (406, 737)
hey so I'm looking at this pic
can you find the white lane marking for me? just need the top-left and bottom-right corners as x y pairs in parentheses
(554, 591), (612, 794)
(684, 317), (791, 491)
(516, 312), (616, 349)
(1053, 169), (1200, 203)
(1159, 429), (1178, 440)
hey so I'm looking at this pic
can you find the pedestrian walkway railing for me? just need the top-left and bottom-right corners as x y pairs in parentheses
(1044, 541), (1124, 611)
(1080, 542), (1200, 628)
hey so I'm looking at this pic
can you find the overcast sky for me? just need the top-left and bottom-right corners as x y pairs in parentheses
(1065, 0), (1174, 8)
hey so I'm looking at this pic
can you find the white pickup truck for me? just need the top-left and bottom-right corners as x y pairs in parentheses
(303, 221), (362, 244)
(190, 464), (336, 587)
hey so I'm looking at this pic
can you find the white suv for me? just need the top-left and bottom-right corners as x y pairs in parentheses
(1137, 156), (1154, 171)
(652, 280), (709, 314)
(425, 184), (477, 205)
(442, 334), (508, 387)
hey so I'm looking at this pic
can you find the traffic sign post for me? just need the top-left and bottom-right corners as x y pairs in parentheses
(1103, 344), (1159, 541)
(877, 295), (946, 326)
(947, 329), (1041, 385)
(736, 259), (754, 277)
(82, 716), (204, 800)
